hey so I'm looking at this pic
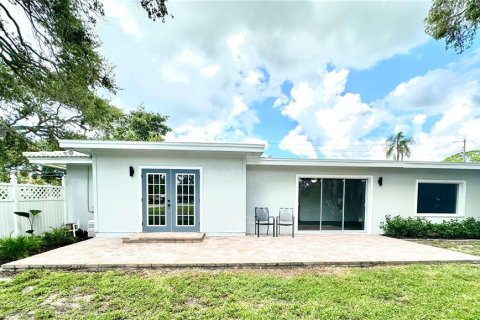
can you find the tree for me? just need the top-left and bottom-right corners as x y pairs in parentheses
(0, 0), (172, 181)
(425, 0), (480, 53)
(107, 106), (171, 142)
(0, 62), (122, 181)
(0, 0), (172, 138)
(0, 104), (171, 182)
(0, 64), (123, 141)
(385, 132), (415, 161)
(444, 150), (480, 163)
(0, 0), (171, 92)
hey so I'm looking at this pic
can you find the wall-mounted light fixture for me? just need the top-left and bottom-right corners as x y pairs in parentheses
(378, 177), (383, 186)
(129, 166), (135, 177)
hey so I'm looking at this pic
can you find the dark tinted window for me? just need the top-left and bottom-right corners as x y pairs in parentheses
(417, 183), (458, 214)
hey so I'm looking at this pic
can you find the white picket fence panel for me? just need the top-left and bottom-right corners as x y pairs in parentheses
(0, 175), (66, 238)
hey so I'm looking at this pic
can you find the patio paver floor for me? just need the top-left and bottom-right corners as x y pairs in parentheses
(2, 234), (480, 270)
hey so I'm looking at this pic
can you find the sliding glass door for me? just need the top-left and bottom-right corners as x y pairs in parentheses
(298, 178), (367, 231)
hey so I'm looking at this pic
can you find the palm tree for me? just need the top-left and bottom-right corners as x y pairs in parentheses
(385, 132), (415, 161)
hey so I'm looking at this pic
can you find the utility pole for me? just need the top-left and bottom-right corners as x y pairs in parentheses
(463, 138), (466, 163)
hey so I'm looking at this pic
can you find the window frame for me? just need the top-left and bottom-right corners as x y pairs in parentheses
(414, 179), (466, 217)
(295, 174), (373, 234)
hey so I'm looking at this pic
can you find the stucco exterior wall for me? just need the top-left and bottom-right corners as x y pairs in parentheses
(246, 165), (480, 235)
(65, 164), (93, 229)
(93, 150), (246, 236)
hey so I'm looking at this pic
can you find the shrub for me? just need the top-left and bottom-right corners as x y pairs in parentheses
(0, 235), (43, 262)
(13, 209), (42, 236)
(42, 227), (76, 248)
(380, 215), (480, 239)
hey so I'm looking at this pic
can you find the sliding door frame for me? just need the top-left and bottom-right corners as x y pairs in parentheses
(295, 174), (374, 234)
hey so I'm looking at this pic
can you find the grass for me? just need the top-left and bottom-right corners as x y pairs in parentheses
(414, 240), (480, 256)
(1, 264), (480, 319)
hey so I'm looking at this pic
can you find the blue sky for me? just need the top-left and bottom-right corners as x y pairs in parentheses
(97, 0), (480, 161)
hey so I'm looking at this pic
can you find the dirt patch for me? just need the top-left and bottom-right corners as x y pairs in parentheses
(40, 293), (93, 315)
(185, 297), (205, 309)
(72, 293), (94, 304)
(22, 286), (33, 293)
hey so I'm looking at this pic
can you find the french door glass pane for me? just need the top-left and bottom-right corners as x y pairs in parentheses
(321, 179), (344, 230)
(344, 179), (366, 230)
(147, 173), (166, 226)
(298, 178), (321, 230)
(176, 174), (195, 226)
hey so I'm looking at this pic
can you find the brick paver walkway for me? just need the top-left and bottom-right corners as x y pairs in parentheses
(2, 235), (479, 270)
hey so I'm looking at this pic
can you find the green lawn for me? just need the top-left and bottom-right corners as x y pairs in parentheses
(1, 264), (480, 319)
(413, 240), (480, 256)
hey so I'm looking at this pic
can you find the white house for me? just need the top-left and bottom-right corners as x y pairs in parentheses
(24, 140), (480, 237)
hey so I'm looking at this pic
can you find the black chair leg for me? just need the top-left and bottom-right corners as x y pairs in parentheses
(257, 223), (259, 237)
(292, 223), (294, 238)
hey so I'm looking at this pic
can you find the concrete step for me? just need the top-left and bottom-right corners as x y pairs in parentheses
(122, 232), (205, 243)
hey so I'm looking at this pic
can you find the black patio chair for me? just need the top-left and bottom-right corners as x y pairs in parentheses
(276, 208), (295, 238)
(255, 207), (275, 237)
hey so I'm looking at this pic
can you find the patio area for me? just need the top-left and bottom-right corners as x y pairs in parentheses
(2, 234), (480, 270)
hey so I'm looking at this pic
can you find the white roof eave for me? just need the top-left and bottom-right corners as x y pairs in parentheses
(25, 156), (91, 170)
(246, 157), (480, 170)
(59, 139), (265, 155)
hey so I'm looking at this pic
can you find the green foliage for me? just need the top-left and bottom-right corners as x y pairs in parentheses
(2, 265), (480, 318)
(444, 150), (480, 163)
(385, 131), (415, 161)
(14, 210), (42, 236)
(41, 227), (76, 248)
(13, 211), (30, 219)
(0, 236), (43, 262)
(141, 0), (172, 22)
(0, 0), (116, 94)
(0, 63), (123, 173)
(380, 215), (480, 238)
(425, 0), (480, 53)
(0, 226), (76, 263)
(108, 106), (171, 141)
(0, 1), (173, 177)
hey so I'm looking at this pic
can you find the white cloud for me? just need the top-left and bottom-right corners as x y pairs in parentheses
(200, 65), (220, 77)
(276, 50), (480, 161)
(276, 68), (387, 159)
(281, 81), (316, 119)
(176, 49), (205, 68)
(97, 0), (430, 145)
(279, 126), (317, 159)
(412, 114), (427, 127)
(227, 32), (246, 59)
(232, 96), (248, 116)
(245, 70), (263, 85)
(97, 0), (480, 162)
(380, 53), (480, 160)
(160, 65), (190, 84)
(165, 95), (262, 143)
(102, 0), (143, 39)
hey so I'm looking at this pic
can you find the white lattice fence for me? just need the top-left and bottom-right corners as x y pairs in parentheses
(17, 184), (63, 201)
(0, 184), (13, 201)
(0, 179), (65, 238)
